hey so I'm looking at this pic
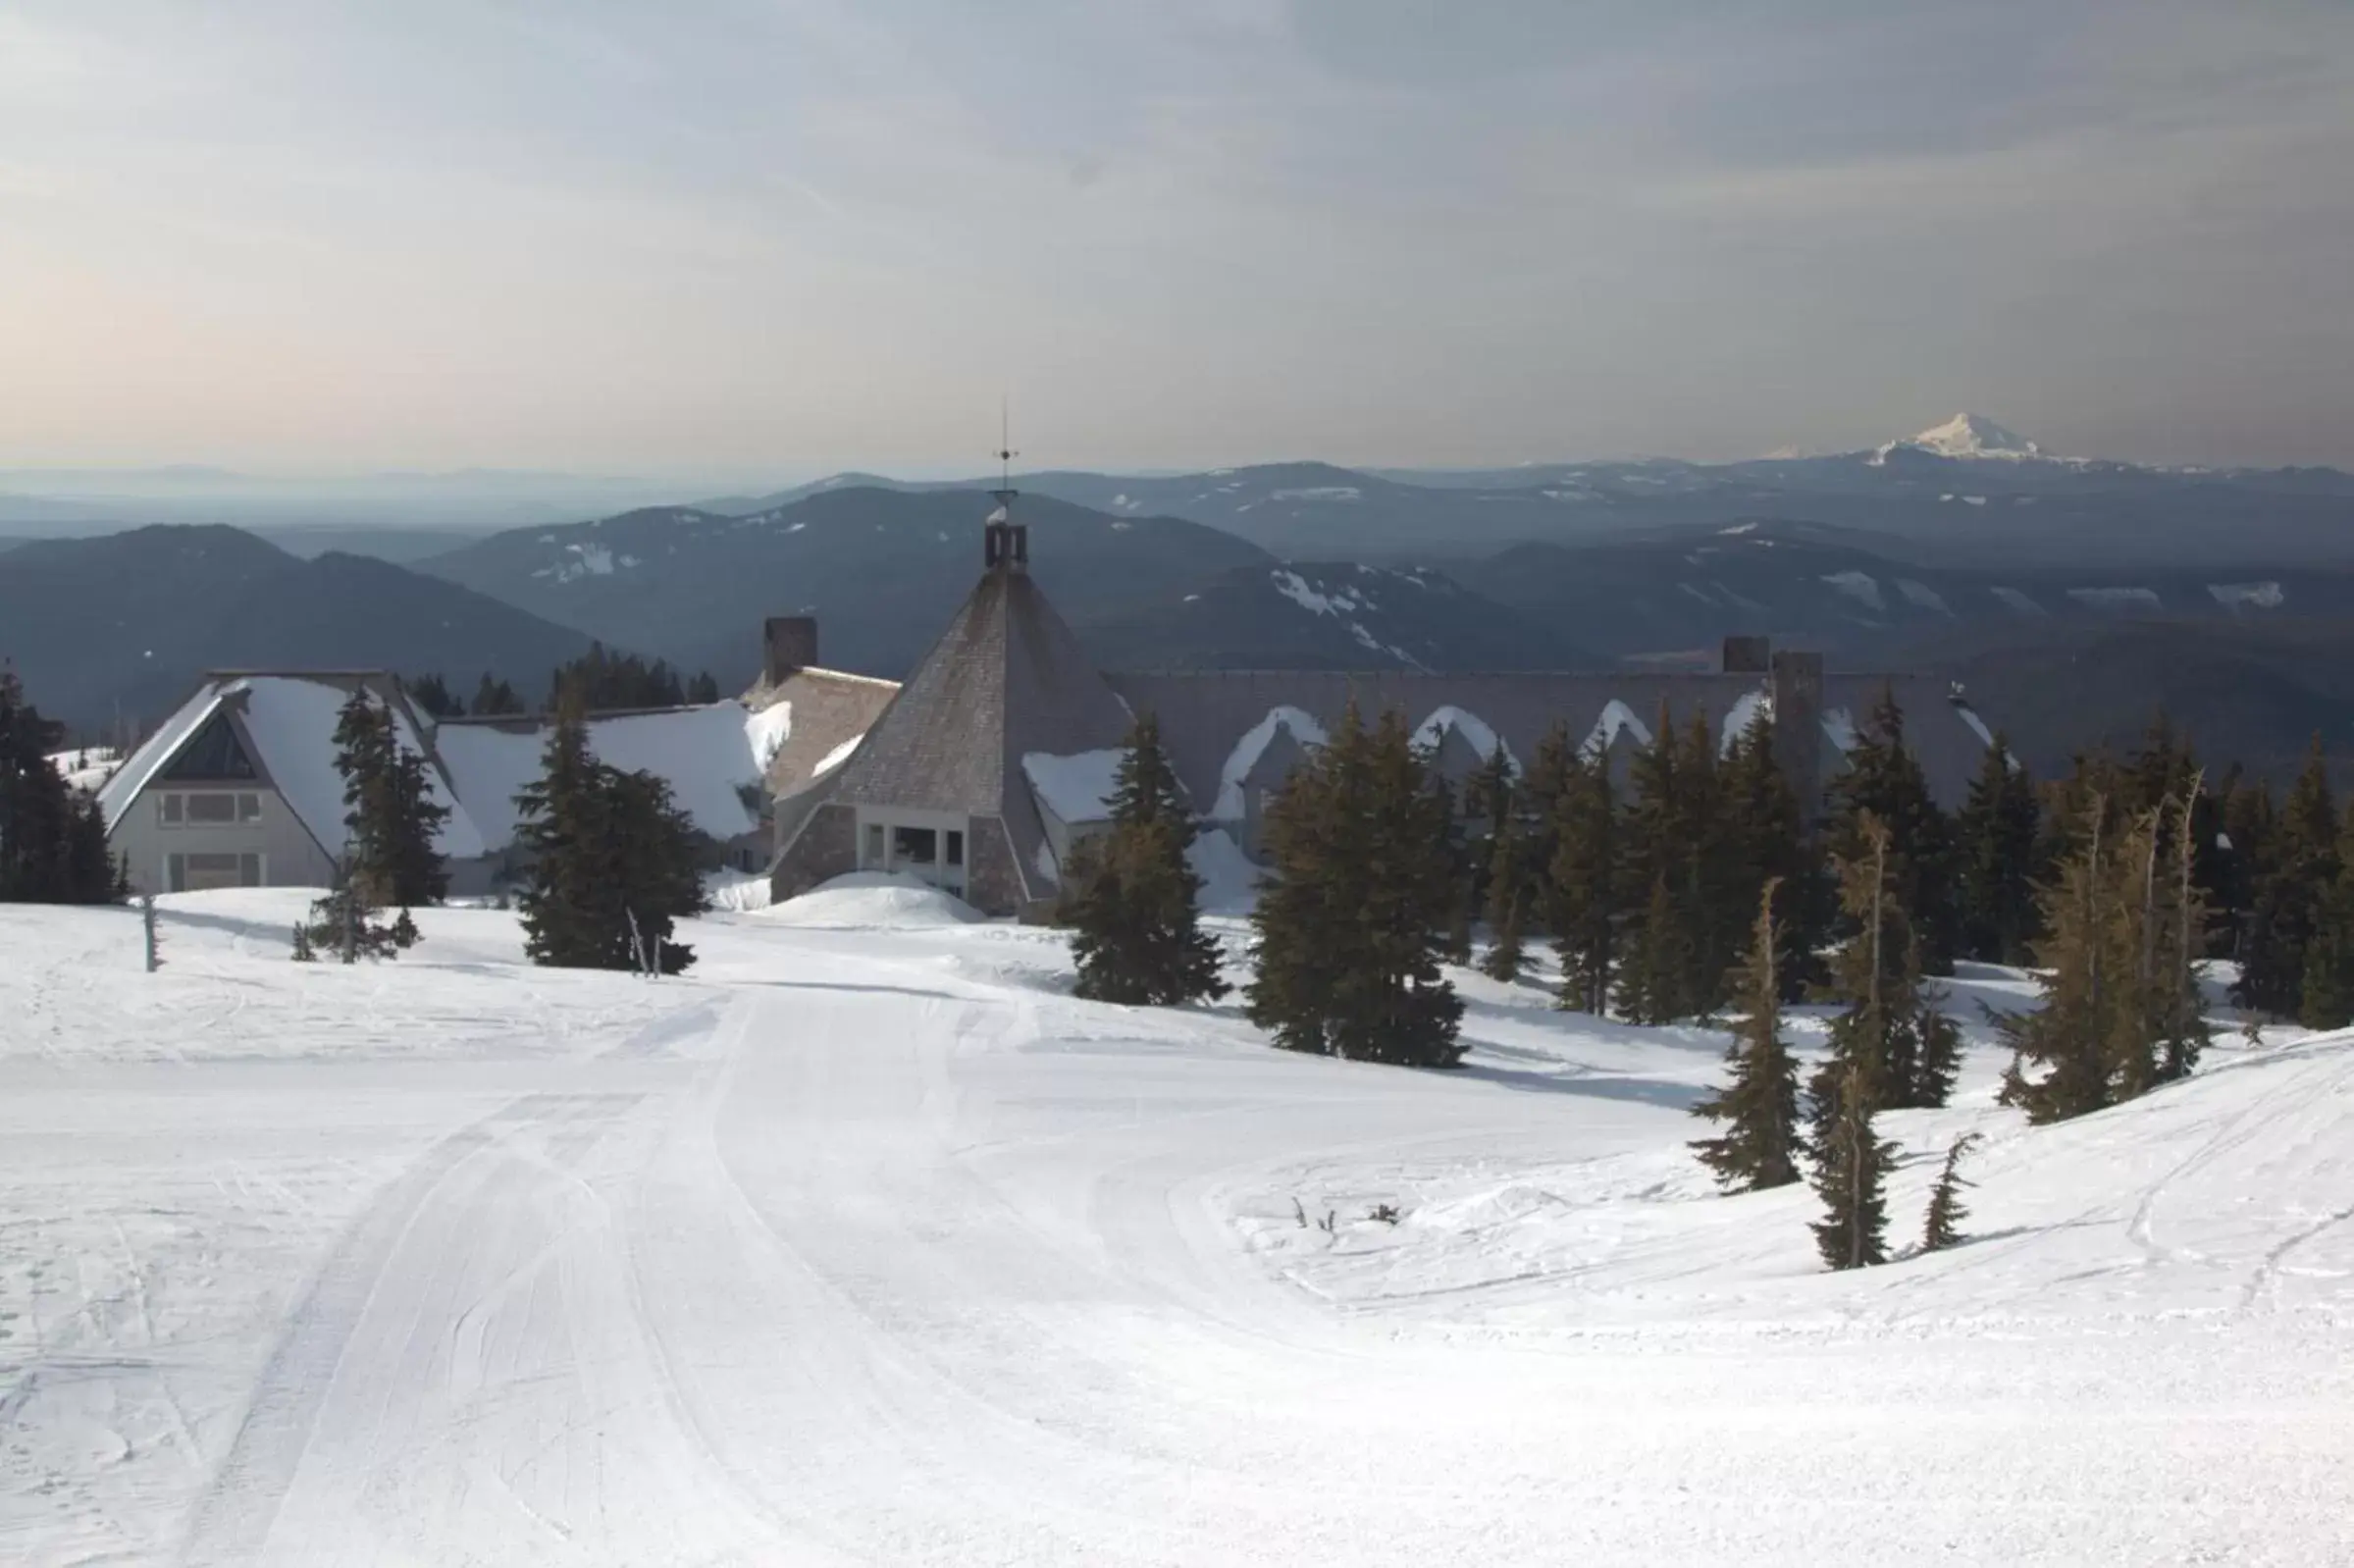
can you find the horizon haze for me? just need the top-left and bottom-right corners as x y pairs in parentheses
(5, 3), (2351, 473)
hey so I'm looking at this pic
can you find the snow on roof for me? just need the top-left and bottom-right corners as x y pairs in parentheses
(233, 677), (487, 861)
(1821, 707), (1860, 755)
(812, 732), (863, 778)
(1413, 706), (1517, 774)
(1213, 706), (1328, 820)
(1579, 699), (1653, 761)
(1022, 749), (1125, 824)
(1718, 690), (1767, 757)
(746, 700), (793, 769)
(97, 690), (225, 831)
(440, 703), (764, 854)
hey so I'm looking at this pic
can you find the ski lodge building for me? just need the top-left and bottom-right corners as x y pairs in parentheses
(767, 500), (2002, 918)
(92, 492), (1998, 914)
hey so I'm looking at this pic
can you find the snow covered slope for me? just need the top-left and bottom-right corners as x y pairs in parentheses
(0, 898), (2345, 1565)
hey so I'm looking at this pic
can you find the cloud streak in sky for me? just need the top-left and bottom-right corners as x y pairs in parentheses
(3, 1), (2349, 472)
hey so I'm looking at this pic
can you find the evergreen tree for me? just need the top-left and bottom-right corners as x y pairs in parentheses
(1826, 685), (1960, 973)
(2234, 737), (2334, 1018)
(1810, 813), (1961, 1131)
(602, 766), (708, 973)
(1478, 807), (1527, 982)
(1811, 1061), (1895, 1271)
(1548, 745), (1618, 1015)
(516, 691), (625, 967)
(0, 668), (125, 905)
(1999, 798), (2127, 1124)
(329, 688), (447, 910)
(1430, 768), (1476, 966)
(514, 692), (712, 973)
(302, 855), (415, 963)
(687, 670), (722, 705)
(549, 643), (690, 712)
(1920, 1131), (1983, 1253)
(1247, 705), (1465, 1068)
(1064, 713), (1229, 1007)
(470, 673), (526, 716)
(1718, 709), (1830, 1003)
(404, 672), (464, 718)
(2300, 793), (2354, 1029)
(1954, 736), (2042, 965)
(1615, 707), (1708, 1022)
(2156, 786), (2213, 1083)
(1690, 878), (1805, 1192)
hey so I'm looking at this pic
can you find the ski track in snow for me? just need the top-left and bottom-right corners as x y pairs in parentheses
(0, 895), (2349, 1564)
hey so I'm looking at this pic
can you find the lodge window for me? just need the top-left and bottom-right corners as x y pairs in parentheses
(891, 825), (938, 867)
(166, 852), (263, 892)
(946, 829), (965, 867)
(157, 792), (262, 828)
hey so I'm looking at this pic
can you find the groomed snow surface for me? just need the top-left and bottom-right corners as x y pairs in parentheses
(2, 893), (2348, 1565)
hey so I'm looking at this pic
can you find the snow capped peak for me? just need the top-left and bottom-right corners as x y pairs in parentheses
(1872, 412), (2054, 465)
(1910, 412), (2040, 458)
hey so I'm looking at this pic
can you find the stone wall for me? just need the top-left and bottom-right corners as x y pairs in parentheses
(966, 813), (1026, 917)
(769, 801), (858, 903)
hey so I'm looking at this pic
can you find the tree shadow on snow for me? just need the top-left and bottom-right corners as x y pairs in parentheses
(1455, 1059), (1707, 1112)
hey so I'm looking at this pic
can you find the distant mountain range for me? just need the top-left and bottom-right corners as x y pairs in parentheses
(15, 417), (2354, 779)
(684, 416), (2354, 568)
(0, 525), (595, 733)
(415, 488), (1275, 690)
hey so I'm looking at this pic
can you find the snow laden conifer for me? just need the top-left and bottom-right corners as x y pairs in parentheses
(1063, 712), (1228, 1007)
(1920, 1130), (1983, 1253)
(1547, 745), (1618, 1016)
(1690, 877), (1805, 1192)
(1811, 1060), (1896, 1271)
(1248, 704), (1465, 1068)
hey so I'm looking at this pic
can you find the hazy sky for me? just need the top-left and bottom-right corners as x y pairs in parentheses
(5, 2), (2351, 475)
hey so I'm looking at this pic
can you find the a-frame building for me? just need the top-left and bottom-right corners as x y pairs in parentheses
(769, 505), (1134, 917)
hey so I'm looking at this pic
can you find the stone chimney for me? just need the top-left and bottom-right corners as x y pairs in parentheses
(762, 616), (817, 686)
(1770, 650), (1825, 823)
(1721, 634), (1771, 674)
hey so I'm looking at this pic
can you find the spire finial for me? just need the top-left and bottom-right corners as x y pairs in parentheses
(985, 396), (1027, 572)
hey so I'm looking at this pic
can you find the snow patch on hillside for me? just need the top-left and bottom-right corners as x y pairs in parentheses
(1990, 586), (2047, 616)
(1895, 578), (1954, 616)
(1820, 570), (1884, 612)
(2209, 581), (2284, 610)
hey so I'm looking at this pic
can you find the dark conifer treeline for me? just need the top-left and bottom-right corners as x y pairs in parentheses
(544, 645), (722, 714)
(0, 668), (123, 905)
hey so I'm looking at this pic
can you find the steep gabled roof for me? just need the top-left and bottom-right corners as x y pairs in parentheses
(99, 672), (488, 860)
(829, 569), (1132, 816)
(816, 556), (1133, 900)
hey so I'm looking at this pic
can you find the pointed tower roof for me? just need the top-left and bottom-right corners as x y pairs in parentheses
(815, 491), (1134, 902)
